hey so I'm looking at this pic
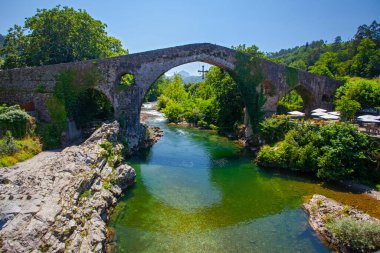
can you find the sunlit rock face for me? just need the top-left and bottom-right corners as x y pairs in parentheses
(0, 121), (136, 253)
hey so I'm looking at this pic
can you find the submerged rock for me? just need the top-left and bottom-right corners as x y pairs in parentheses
(0, 121), (135, 253)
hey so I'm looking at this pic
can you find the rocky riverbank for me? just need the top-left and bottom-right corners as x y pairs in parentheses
(303, 194), (380, 252)
(0, 121), (136, 252)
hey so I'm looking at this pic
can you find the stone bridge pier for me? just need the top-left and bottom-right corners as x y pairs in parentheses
(0, 43), (341, 150)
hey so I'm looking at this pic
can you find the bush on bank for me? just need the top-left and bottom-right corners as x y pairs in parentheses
(0, 105), (41, 167)
(326, 216), (380, 252)
(0, 104), (35, 138)
(257, 117), (379, 181)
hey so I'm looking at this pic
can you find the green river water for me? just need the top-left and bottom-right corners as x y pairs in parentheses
(108, 105), (379, 253)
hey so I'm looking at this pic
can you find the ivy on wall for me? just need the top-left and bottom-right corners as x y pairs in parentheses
(44, 64), (104, 147)
(52, 64), (102, 119)
(233, 52), (266, 134)
(285, 66), (299, 87)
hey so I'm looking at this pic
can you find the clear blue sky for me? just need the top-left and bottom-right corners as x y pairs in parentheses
(1, 0), (379, 75)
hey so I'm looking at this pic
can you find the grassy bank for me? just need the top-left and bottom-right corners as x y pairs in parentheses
(0, 136), (42, 167)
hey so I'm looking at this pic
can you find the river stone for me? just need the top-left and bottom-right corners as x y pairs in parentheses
(0, 121), (136, 253)
(115, 164), (136, 190)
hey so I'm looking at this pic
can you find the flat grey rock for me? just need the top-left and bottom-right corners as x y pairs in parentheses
(0, 121), (136, 253)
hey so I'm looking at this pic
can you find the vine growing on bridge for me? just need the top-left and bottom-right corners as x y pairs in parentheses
(52, 64), (103, 119)
(234, 52), (266, 134)
(44, 64), (112, 148)
(285, 66), (299, 87)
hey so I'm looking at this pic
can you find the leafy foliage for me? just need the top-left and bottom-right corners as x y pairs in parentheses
(157, 68), (243, 130)
(277, 90), (304, 114)
(0, 104), (34, 138)
(36, 123), (61, 150)
(145, 76), (168, 102)
(335, 96), (361, 121)
(257, 120), (377, 181)
(285, 66), (299, 86)
(233, 51), (266, 133)
(335, 78), (380, 109)
(326, 217), (380, 252)
(1, 5), (127, 69)
(100, 140), (122, 168)
(204, 67), (244, 129)
(334, 78), (380, 120)
(118, 73), (135, 90)
(46, 97), (67, 135)
(268, 20), (380, 79)
(259, 115), (299, 145)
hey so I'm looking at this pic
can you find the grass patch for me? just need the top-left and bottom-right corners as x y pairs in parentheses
(0, 137), (42, 167)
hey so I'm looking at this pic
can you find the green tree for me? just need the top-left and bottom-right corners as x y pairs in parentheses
(332, 36), (342, 52)
(159, 74), (188, 103)
(232, 44), (266, 58)
(335, 96), (361, 121)
(1, 25), (28, 68)
(354, 20), (380, 44)
(277, 90), (303, 114)
(309, 52), (338, 78)
(1, 6), (127, 68)
(289, 60), (307, 70)
(351, 38), (380, 77)
(145, 76), (168, 102)
(335, 78), (380, 109)
(204, 67), (244, 129)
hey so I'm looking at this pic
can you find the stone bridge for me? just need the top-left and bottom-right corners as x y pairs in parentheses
(0, 43), (341, 148)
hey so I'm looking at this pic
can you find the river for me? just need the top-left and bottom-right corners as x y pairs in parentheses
(108, 103), (379, 253)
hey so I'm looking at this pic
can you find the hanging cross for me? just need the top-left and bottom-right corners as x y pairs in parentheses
(198, 65), (209, 80)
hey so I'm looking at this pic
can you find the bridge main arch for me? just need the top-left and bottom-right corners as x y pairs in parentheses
(103, 44), (241, 149)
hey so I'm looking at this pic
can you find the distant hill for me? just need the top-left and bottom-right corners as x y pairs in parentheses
(183, 75), (203, 83)
(167, 70), (203, 83)
(178, 70), (190, 77)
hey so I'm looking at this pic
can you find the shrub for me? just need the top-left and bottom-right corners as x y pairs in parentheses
(316, 123), (370, 180)
(256, 144), (287, 168)
(161, 100), (184, 123)
(326, 217), (380, 252)
(100, 140), (122, 168)
(277, 90), (303, 115)
(259, 115), (300, 145)
(36, 123), (61, 149)
(335, 96), (361, 121)
(257, 121), (376, 181)
(0, 131), (17, 155)
(0, 104), (34, 138)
